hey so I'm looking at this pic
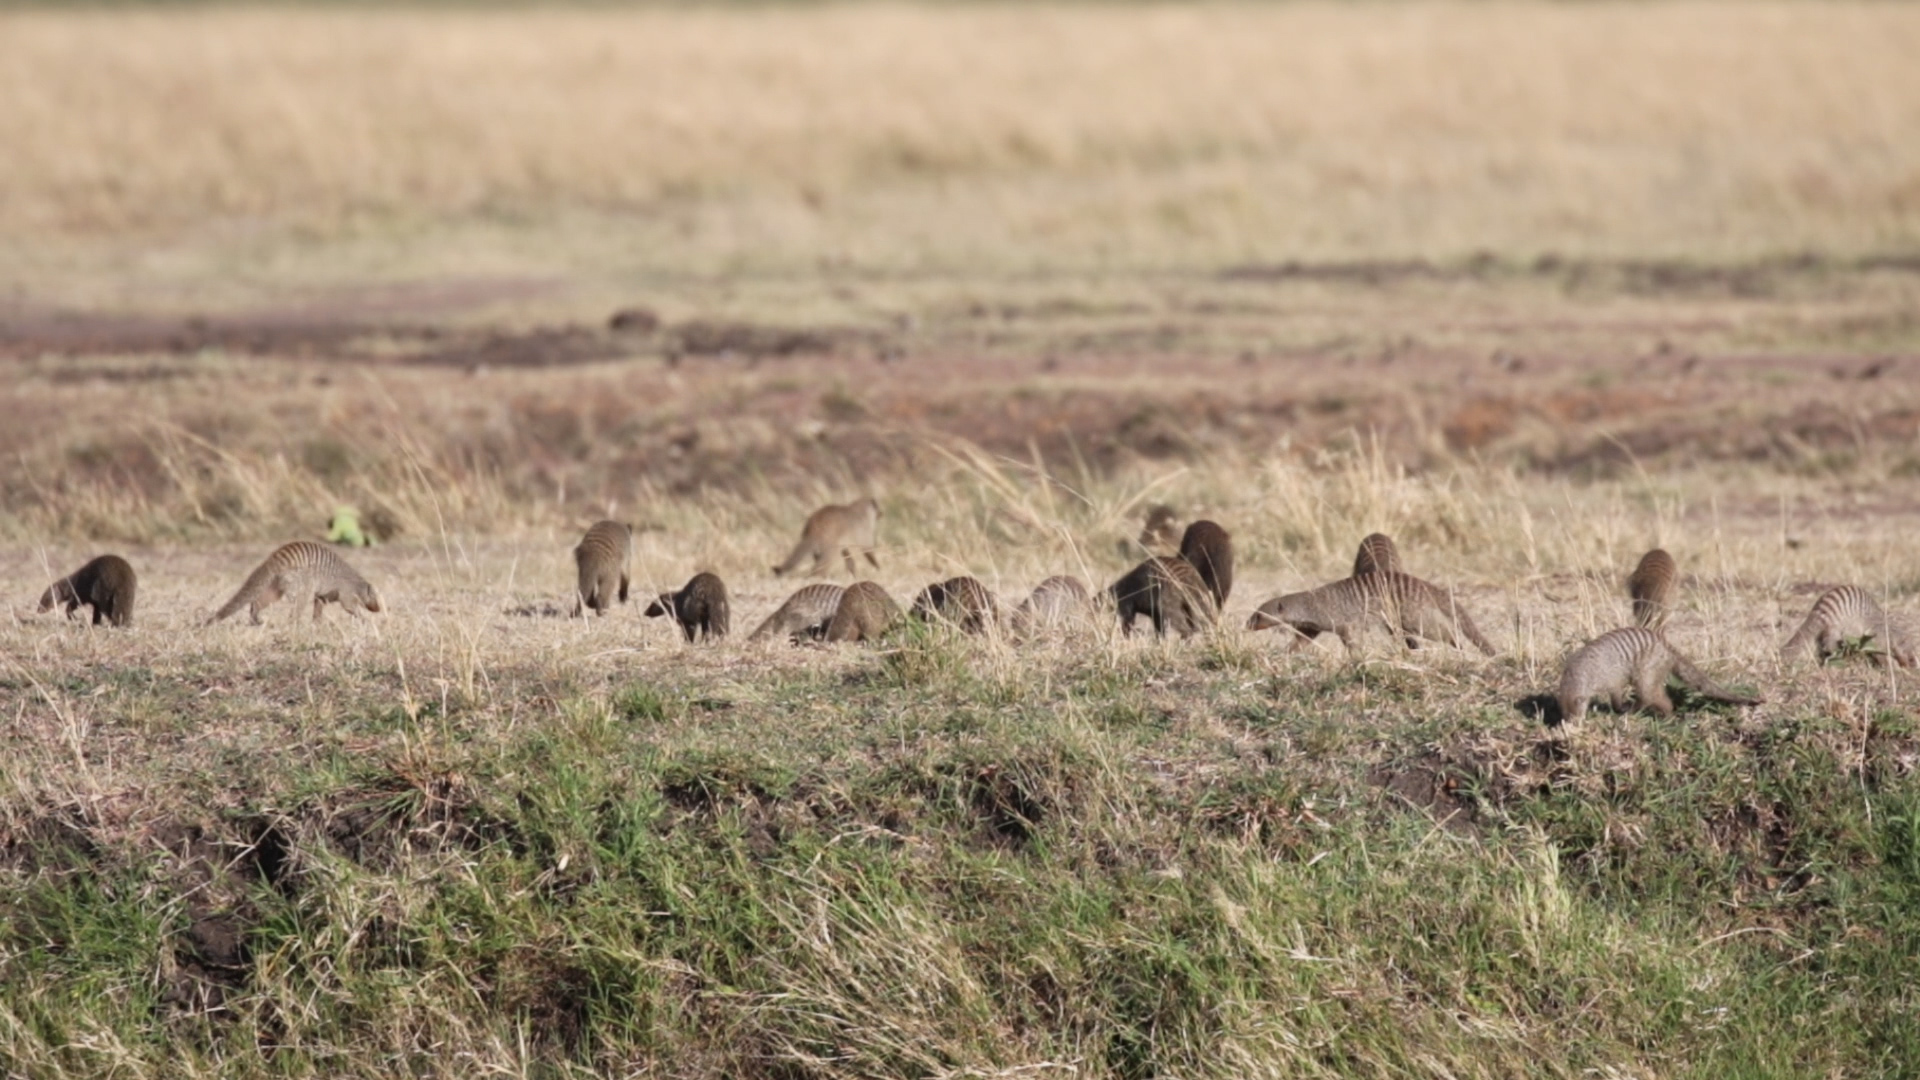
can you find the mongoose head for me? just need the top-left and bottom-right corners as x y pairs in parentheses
(643, 595), (672, 618)
(356, 582), (384, 614)
(1246, 593), (1316, 635)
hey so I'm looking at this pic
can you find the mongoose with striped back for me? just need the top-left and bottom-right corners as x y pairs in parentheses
(573, 520), (633, 617)
(1110, 556), (1215, 638)
(1247, 570), (1494, 654)
(645, 572), (730, 642)
(1781, 585), (1915, 668)
(207, 541), (381, 625)
(39, 554), (136, 627)
(772, 498), (881, 577)
(825, 581), (904, 643)
(1137, 504), (1182, 552)
(1627, 548), (1678, 630)
(748, 583), (846, 642)
(911, 576), (999, 635)
(1012, 575), (1091, 635)
(1177, 520), (1234, 607)
(1352, 533), (1402, 577)
(1557, 626), (1760, 725)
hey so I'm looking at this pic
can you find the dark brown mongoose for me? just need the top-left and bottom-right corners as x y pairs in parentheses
(207, 541), (381, 625)
(1781, 585), (1915, 668)
(748, 583), (846, 642)
(1012, 575), (1092, 635)
(645, 571), (730, 643)
(39, 554), (136, 627)
(1627, 548), (1677, 630)
(825, 581), (903, 643)
(1557, 626), (1760, 725)
(910, 576), (999, 635)
(1110, 556), (1215, 639)
(1246, 570), (1494, 654)
(1137, 504), (1182, 552)
(772, 498), (881, 577)
(573, 520), (633, 617)
(1352, 533), (1402, 577)
(1178, 520), (1234, 606)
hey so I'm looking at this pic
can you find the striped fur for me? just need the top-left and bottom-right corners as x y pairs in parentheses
(1110, 556), (1215, 639)
(1247, 570), (1494, 655)
(208, 541), (381, 625)
(1558, 626), (1759, 725)
(39, 554), (137, 628)
(773, 498), (881, 577)
(911, 575), (999, 635)
(573, 520), (633, 617)
(826, 581), (903, 643)
(749, 583), (846, 642)
(1352, 533), (1402, 577)
(1627, 548), (1678, 630)
(645, 572), (730, 642)
(1178, 520), (1234, 606)
(1012, 575), (1091, 635)
(1781, 585), (1914, 668)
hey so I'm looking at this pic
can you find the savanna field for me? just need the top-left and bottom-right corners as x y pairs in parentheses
(5, 2), (1920, 1076)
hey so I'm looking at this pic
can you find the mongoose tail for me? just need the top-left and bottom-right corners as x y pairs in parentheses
(1627, 548), (1677, 629)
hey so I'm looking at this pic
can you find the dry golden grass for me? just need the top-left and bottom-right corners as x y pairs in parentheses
(3, 0), (1919, 284)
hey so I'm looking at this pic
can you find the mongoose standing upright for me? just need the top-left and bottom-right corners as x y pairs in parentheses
(1352, 533), (1402, 577)
(1110, 556), (1215, 638)
(749, 583), (847, 642)
(39, 554), (137, 627)
(1627, 548), (1678, 630)
(645, 572), (730, 642)
(911, 576), (999, 634)
(207, 541), (381, 625)
(573, 520), (633, 617)
(1137, 504), (1182, 552)
(1178, 520), (1234, 607)
(1246, 570), (1494, 655)
(1557, 626), (1760, 725)
(825, 581), (903, 643)
(773, 498), (881, 577)
(1012, 575), (1091, 635)
(1781, 585), (1915, 668)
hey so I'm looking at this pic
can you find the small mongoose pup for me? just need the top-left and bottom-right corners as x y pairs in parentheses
(1012, 575), (1092, 635)
(825, 581), (903, 643)
(1177, 520), (1234, 607)
(1352, 533), (1402, 577)
(1247, 570), (1494, 654)
(911, 575), (999, 635)
(748, 583), (846, 642)
(1627, 548), (1677, 630)
(1110, 556), (1215, 638)
(208, 541), (381, 625)
(39, 554), (137, 627)
(1781, 585), (1915, 668)
(1557, 626), (1760, 725)
(645, 571), (730, 642)
(772, 498), (881, 577)
(1137, 504), (1182, 552)
(573, 520), (633, 617)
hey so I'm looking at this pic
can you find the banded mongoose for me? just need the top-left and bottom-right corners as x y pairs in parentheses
(645, 572), (730, 642)
(1780, 585), (1915, 668)
(38, 554), (137, 627)
(1012, 575), (1092, 635)
(1177, 520), (1234, 606)
(911, 576), (999, 635)
(1246, 570), (1494, 655)
(1137, 504), (1182, 552)
(1352, 533), (1402, 577)
(1557, 626), (1760, 725)
(207, 541), (381, 625)
(1627, 548), (1677, 630)
(825, 581), (903, 643)
(573, 520), (633, 617)
(772, 498), (881, 577)
(748, 583), (846, 642)
(1110, 556), (1215, 638)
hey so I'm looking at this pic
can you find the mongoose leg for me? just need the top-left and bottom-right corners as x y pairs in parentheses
(842, 550), (859, 576)
(618, 573), (630, 605)
(1631, 669), (1674, 717)
(864, 550), (881, 570)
